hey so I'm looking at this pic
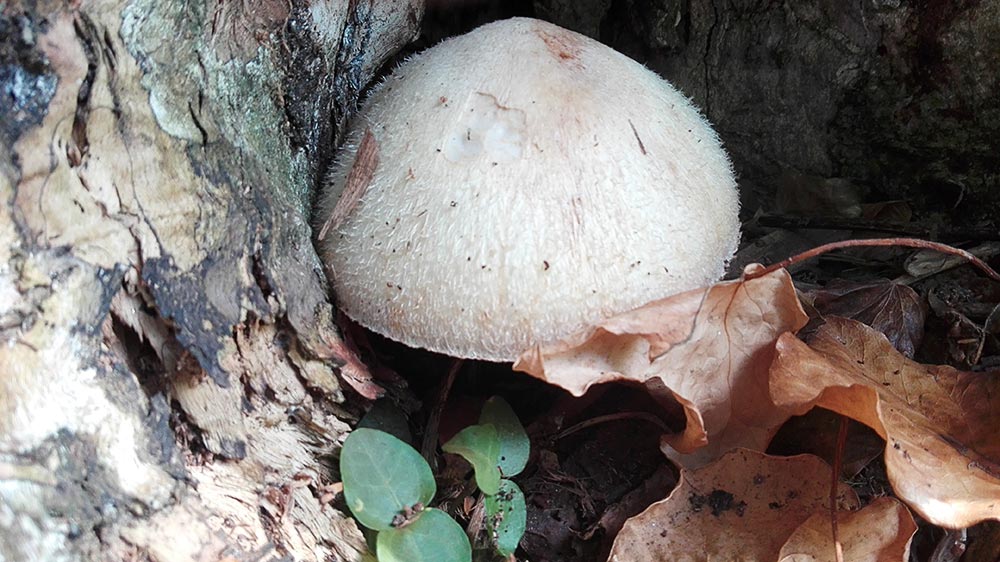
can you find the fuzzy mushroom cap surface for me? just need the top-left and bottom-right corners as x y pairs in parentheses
(318, 17), (740, 362)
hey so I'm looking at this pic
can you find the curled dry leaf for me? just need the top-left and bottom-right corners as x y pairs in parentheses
(903, 242), (1000, 279)
(515, 267), (808, 467)
(861, 200), (912, 223)
(925, 287), (990, 369)
(778, 497), (916, 562)
(807, 279), (925, 358)
(608, 449), (858, 562)
(770, 317), (1000, 528)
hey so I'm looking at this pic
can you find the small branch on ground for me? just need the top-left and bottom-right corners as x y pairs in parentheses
(750, 238), (1000, 282)
(420, 359), (464, 467)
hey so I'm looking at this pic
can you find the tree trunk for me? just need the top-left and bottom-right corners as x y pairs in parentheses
(1, 1), (421, 560)
(537, 0), (1000, 226)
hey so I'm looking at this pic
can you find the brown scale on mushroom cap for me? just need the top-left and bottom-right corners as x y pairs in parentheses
(317, 18), (740, 362)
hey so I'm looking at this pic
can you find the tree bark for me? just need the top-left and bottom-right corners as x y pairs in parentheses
(537, 0), (1000, 228)
(1, 1), (421, 560)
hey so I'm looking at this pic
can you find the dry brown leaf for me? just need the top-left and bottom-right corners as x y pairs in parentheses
(778, 497), (916, 562)
(767, 409), (885, 479)
(775, 171), (862, 218)
(808, 279), (926, 358)
(770, 317), (1000, 527)
(925, 287), (991, 369)
(515, 267), (808, 466)
(608, 449), (858, 562)
(903, 242), (1000, 279)
(861, 200), (913, 223)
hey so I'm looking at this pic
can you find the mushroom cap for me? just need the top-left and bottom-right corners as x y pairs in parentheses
(318, 17), (740, 362)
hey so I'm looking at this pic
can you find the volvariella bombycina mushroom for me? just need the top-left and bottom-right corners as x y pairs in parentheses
(317, 18), (740, 362)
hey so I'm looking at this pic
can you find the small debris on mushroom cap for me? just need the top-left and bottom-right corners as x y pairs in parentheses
(317, 17), (740, 362)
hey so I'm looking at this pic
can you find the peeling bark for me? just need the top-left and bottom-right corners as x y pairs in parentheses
(1, 0), (422, 560)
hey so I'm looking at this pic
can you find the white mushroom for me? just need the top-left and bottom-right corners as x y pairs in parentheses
(317, 17), (739, 362)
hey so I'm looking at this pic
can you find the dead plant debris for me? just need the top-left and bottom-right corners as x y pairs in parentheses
(347, 236), (1000, 562)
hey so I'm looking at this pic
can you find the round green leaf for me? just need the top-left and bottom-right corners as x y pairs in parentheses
(376, 508), (472, 562)
(442, 424), (501, 494)
(479, 396), (530, 477)
(484, 480), (527, 557)
(340, 428), (436, 531)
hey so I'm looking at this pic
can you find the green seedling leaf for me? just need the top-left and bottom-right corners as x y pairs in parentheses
(358, 399), (413, 444)
(340, 428), (436, 531)
(376, 508), (472, 562)
(479, 396), (530, 477)
(484, 479), (527, 557)
(442, 424), (501, 494)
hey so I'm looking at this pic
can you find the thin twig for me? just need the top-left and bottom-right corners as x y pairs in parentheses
(420, 359), (464, 467)
(749, 238), (1000, 282)
(830, 416), (849, 562)
(554, 412), (671, 441)
(318, 128), (378, 241)
(928, 528), (968, 562)
(972, 302), (1000, 366)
